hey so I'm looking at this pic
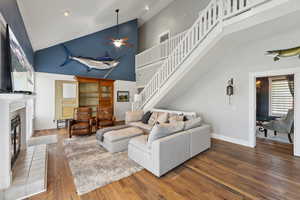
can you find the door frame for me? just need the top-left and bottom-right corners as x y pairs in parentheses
(249, 67), (300, 156)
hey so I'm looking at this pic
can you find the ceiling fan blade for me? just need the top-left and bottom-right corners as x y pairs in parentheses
(124, 43), (134, 48)
(107, 37), (116, 41)
(122, 37), (129, 41)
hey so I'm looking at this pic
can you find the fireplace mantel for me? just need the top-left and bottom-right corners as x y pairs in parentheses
(0, 94), (35, 189)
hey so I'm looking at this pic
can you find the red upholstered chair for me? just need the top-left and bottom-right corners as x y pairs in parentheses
(68, 107), (97, 138)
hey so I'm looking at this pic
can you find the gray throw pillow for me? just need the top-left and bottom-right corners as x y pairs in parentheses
(184, 117), (202, 130)
(147, 122), (185, 147)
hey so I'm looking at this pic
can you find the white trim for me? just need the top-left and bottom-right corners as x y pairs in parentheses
(249, 67), (300, 156)
(212, 133), (251, 147)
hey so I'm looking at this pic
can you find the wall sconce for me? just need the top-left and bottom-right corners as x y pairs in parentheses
(226, 78), (234, 104)
(256, 80), (262, 89)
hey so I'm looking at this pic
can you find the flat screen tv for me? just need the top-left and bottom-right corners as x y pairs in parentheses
(9, 25), (34, 93)
(0, 20), (13, 92)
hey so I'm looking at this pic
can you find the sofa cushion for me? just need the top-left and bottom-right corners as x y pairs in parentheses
(157, 112), (169, 124)
(129, 135), (150, 152)
(147, 122), (185, 146)
(129, 122), (153, 133)
(126, 110), (144, 123)
(141, 111), (152, 124)
(168, 114), (184, 123)
(104, 127), (143, 142)
(184, 117), (202, 130)
(148, 112), (159, 126)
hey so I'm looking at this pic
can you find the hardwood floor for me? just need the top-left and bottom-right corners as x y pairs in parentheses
(29, 129), (300, 200)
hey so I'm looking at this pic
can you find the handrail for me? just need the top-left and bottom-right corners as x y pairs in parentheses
(134, 0), (272, 110)
(136, 30), (187, 68)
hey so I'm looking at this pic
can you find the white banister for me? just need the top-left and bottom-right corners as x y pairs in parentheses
(136, 31), (187, 68)
(133, 0), (272, 110)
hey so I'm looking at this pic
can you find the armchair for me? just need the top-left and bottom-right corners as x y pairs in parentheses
(262, 109), (294, 143)
(68, 107), (97, 138)
(97, 107), (115, 128)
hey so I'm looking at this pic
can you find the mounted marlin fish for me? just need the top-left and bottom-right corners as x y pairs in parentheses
(60, 45), (121, 71)
(266, 45), (300, 61)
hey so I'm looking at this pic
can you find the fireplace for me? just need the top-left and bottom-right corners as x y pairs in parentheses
(10, 114), (21, 168)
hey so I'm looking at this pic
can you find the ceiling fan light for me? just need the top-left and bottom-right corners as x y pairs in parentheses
(113, 40), (122, 48)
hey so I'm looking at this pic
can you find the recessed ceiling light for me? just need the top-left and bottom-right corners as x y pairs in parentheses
(63, 11), (70, 17)
(145, 5), (150, 11)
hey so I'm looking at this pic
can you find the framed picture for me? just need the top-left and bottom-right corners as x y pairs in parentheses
(117, 91), (130, 102)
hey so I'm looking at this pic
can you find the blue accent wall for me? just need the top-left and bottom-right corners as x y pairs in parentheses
(0, 0), (34, 65)
(35, 19), (138, 81)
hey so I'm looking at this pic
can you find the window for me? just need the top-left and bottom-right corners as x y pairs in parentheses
(269, 77), (294, 116)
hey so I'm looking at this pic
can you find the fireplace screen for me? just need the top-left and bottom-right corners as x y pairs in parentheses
(11, 115), (21, 168)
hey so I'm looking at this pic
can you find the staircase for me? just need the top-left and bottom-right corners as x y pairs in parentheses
(136, 31), (187, 89)
(134, 0), (289, 110)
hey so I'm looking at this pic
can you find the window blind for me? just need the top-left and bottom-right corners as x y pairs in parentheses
(270, 78), (294, 116)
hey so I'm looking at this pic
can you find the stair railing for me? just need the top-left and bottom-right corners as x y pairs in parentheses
(133, 0), (271, 110)
(136, 30), (187, 68)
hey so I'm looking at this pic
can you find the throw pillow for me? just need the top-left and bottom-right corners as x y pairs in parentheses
(126, 110), (144, 123)
(147, 121), (185, 146)
(168, 114), (184, 123)
(184, 117), (202, 130)
(148, 112), (159, 126)
(157, 112), (169, 124)
(141, 111), (152, 124)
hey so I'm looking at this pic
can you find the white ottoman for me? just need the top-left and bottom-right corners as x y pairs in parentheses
(97, 127), (144, 153)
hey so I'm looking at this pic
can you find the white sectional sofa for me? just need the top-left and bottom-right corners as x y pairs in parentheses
(127, 109), (211, 177)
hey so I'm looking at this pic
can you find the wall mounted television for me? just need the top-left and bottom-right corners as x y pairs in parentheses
(0, 16), (12, 92)
(0, 13), (34, 94)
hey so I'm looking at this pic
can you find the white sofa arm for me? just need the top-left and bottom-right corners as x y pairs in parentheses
(125, 110), (144, 124)
(151, 131), (190, 177)
(186, 125), (211, 158)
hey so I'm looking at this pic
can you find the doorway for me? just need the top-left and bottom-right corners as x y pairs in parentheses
(256, 75), (294, 144)
(249, 68), (300, 156)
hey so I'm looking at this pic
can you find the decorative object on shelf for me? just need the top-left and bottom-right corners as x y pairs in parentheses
(226, 78), (234, 104)
(266, 45), (300, 61)
(60, 45), (121, 73)
(108, 9), (134, 48)
(117, 91), (130, 102)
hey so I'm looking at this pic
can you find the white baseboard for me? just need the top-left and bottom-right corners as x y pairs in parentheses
(212, 133), (252, 148)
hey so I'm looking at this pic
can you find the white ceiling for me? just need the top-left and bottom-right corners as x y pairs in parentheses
(16, 0), (175, 51)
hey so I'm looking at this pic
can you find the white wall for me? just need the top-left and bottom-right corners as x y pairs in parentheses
(114, 80), (136, 121)
(157, 23), (300, 147)
(138, 0), (210, 52)
(35, 72), (75, 130)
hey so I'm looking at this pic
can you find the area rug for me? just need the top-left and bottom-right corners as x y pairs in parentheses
(63, 135), (143, 195)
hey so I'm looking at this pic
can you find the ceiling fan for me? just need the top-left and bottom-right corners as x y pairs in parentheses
(108, 9), (133, 48)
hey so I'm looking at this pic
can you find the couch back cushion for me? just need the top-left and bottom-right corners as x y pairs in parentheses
(126, 110), (144, 123)
(168, 114), (184, 123)
(157, 112), (169, 124)
(184, 117), (202, 130)
(147, 122), (185, 146)
(148, 112), (159, 126)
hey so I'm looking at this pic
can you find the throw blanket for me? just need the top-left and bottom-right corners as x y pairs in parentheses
(96, 125), (131, 142)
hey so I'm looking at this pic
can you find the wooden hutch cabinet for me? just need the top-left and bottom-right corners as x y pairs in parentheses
(76, 77), (114, 127)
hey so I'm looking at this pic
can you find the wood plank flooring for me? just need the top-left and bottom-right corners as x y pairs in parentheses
(29, 129), (300, 200)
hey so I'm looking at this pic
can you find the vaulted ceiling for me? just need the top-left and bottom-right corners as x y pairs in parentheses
(17, 0), (175, 51)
